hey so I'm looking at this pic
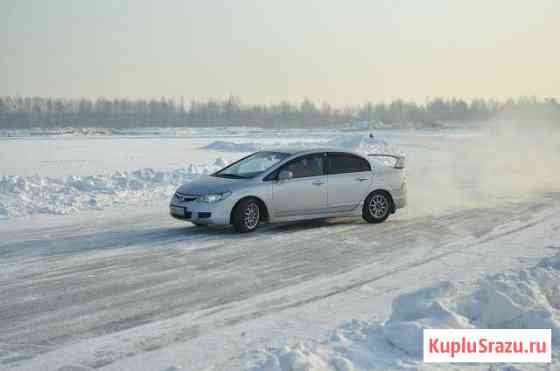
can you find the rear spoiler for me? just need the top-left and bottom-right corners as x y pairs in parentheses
(367, 154), (405, 169)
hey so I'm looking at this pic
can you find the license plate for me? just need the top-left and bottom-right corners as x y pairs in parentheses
(170, 206), (186, 216)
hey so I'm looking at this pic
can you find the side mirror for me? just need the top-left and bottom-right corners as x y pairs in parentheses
(278, 170), (293, 181)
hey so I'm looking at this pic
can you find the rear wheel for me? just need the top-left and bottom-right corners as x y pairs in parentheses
(362, 191), (391, 223)
(232, 198), (261, 233)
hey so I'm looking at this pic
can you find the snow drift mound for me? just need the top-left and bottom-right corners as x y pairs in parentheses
(203, 141), (264, 152)
(0, 158), (228, 219)
(326, 134), (389, 153)
(203, 134), (403, 158)
(252, 254), (560, 371)
(0, 127), (117, 137)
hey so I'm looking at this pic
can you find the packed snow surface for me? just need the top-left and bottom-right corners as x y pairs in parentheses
(2, 180), (559, 371)
(253, 254), (560, 371)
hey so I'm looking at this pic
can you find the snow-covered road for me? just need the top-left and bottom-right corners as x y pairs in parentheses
(2, 192), (559, 370)
(2, 125), (560, 370)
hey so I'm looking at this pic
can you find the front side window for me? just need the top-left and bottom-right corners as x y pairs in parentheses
(214, 151), (290, 179)
(327, 153), (371, 175)
(277, 154), (324, 179)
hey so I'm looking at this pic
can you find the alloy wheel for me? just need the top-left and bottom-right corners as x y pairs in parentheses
(368, 194), (389, 219)
(243, 202), (260, 229)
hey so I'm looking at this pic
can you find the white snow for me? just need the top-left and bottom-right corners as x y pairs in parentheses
(4, 194), (556, 371)
(0, 158), (227, 218)
(2, 123), (560, 371)
(252, 254), (560, 370)
(203, 140), (265, 152)
(0, 126), (253, 138)
(201, 134), (402, 157)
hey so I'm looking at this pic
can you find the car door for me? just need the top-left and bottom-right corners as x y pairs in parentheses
(269, 154), (327, 217)
(326, 152), (372, 212)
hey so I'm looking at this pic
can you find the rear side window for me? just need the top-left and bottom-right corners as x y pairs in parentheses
(327, 153), (371, 174)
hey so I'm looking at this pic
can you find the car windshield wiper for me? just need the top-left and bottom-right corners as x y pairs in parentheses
(214, 173), (247, 179)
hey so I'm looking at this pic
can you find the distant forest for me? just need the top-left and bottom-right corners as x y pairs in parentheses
(0, 95), (558, 129)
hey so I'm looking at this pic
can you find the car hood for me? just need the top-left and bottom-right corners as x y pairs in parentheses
(176, 175), (247, 195)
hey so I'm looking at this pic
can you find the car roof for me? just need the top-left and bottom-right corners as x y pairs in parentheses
(264, 147), (361, 157)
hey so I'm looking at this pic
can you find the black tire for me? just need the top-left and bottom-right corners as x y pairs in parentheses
(232, 198), (261, 233)
(362, 191), (391, 224)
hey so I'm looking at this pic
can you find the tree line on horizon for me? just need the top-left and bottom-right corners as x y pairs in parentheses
(0, 95), (558, 129)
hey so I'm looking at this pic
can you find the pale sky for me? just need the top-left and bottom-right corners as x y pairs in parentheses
(1, 0), (559, 105)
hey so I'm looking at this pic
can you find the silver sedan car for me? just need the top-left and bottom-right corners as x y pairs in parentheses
(170, 148), (406, 232)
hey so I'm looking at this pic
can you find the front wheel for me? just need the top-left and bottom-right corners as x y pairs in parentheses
(232, 198), (261, 233)
(362, 191), (391, 223)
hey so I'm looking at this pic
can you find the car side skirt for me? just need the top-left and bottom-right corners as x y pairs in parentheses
(268, 206), (362, 223)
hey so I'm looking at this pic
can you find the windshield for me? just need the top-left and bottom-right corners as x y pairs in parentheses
(214, 151), (290, 179)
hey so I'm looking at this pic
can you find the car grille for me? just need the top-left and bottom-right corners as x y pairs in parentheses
(175, 192), (198, 202)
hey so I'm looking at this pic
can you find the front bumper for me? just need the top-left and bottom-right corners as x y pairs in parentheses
(169, 199), (232, 225)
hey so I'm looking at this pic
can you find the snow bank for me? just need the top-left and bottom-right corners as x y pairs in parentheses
(326, 135), (405, 166)
(251, 254), (560, 370)
(326, 134), (389, 153)
(0, 126), (260, 138)
(0, 158), (228, 219)
(203, 134), (403, 158)
(203, 140), (264, 152)
(0, 127), (118, 137)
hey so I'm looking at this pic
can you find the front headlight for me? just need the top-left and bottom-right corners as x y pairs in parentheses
(198, 191), (232, 203)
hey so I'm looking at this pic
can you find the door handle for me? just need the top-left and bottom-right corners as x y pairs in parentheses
(356, 177), (369, 182)
(311, 180), (324, 186)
